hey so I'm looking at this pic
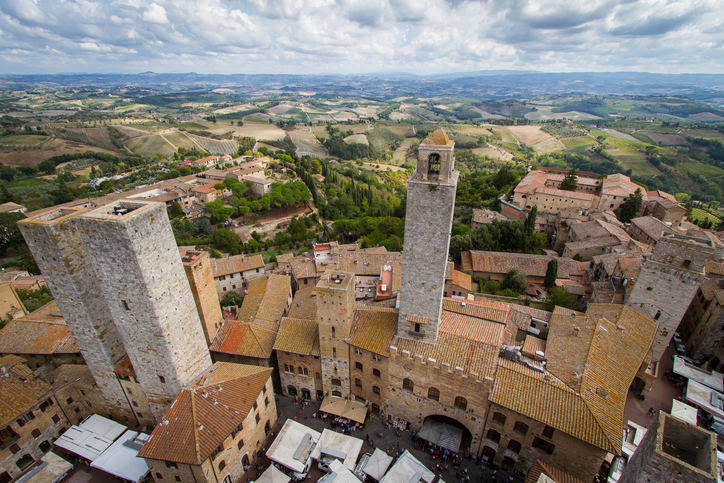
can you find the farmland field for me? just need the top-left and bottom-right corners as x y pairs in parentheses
(289, 129), (328, 158)
(471, 146), (514, 161)
(344, 134), (369, 145)
(562, 136), (596, 149)
(0, 137), (118, 167)
(125, 134), (176, 157)
(185, 133), (238, 155)
(679, 162), (724, 177)
(111, 124), (152, 138)
(392, 137), (416, 163)
(162, 131), (202, 151)
(689, 207), (722, 223)
(0, 135), (49, 146)
(638, 131), (687, 146)
(507, 125), (551, 146)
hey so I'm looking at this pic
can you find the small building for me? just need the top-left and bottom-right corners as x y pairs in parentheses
(444, 262), (472, 298)
(0, 202), (24, 214)
(194, 155), (220, 168)
(139, 363), (277, 483)
(210, 254), (266, 294)
(47, 364), (107, 426)
(247, 177), (274, 197)
(274, 317), (322, 400)
(471, 208), (507, 229)
(648, 198), (686, 224)
(627, 216), (678, 247)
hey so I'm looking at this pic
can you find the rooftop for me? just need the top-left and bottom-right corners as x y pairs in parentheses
(139, 363), (272, 465)
(347, 307), (398, 357)
(0, 358), (51, 427)
(210, 254), (265, 277)
(0, 301), (78, 355)
(274, 318), (320, 356)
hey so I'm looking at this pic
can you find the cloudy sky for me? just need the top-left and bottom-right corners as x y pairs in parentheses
(0, 0), (721, 75)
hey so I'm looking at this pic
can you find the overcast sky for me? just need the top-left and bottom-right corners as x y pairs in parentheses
(0, 0), (721, 75)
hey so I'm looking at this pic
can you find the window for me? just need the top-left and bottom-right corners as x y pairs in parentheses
(333, 348), (336, 357)
(316, 372), (322, 380)
(373, 368), (381, 377)
(66, 397), (73, 405)
(355, 348), (362, 356)
(51, 415), (60, 424)
(402, 378), (414, 392)
(255, 414), (260, 424)
(219, 460), (226, 471)
(454, 396), (467, 411)
(31, 429), (41, 438)
(16, 412), (35, 427)
(237, 439), (245, 450)
(9, 444), (20, 455)
(513, 421), (529, 436)
(415, 323), (421, 333)
(355, 378), (362, 387)
(533, 437), (555, 454)
(253, 401), (258, 411)
(122, 300), (130, 310)
(507, 439), (522, 454)
(133, 401), (139, 407)
(654, 310), (661, 321)
(492, 412), (506, 425)
(373, 386), (381, 395)
(542, 425), (555, 439)
(265, 397), (269, 407)
(284, 364), (294, 374)
(428, 387), (440, 401)
(355, 362), (363, 371)
(159, 375), (166, 384)
(209, 443), (223, 460)
(175, 477), (181, 482)
(156, 473), (163, 480)
(231, 423), (243, 438)
(331, 378), (341, 386)
(332, 391), (342, 397)
(219, 275), (226, 281)
(74, 407), (80, 414)
(331, 327), (335, 337)
(682, 259), (692, 269)
(39, 399), (53, 412)
(373, 354), (381, 362)
(80, 390), (85, 396)
(165, 462), (178, 469)
(486, 429), (501, 443)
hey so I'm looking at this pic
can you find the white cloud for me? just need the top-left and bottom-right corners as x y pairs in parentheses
(142, 3), (168, 24)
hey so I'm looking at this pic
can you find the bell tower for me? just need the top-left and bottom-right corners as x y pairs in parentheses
(397, 128), (458, 344)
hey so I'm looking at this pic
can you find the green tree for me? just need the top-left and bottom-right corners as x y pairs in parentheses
(615, 188), (644, 223)
(0, 212), (26, 256)
(573, 253), (583, 262)
(169, 201), (184, 218)
(220, 291), (244, 308)
(560, 169), (578, 191)
(544, 259), (558, 288)
(544, 286), (575, 311)
(524, 205), (538, 237)
(501, 268), (527, 294)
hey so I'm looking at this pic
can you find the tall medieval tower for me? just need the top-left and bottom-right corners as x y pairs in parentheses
(19, 201), (212, 422)
(316, 270), (356, 398)
(397, 128), (458, 344)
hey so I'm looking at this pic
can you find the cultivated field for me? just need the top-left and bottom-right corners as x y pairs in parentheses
(471, 146), (514, 161)
(507, 125), (552, 146)
(289, 129), (328, 158)
(393, 138), (416, 163)
(185, 133), (238, 155)
(125, 134), (176, 157)
(110, 124), (152, 138)
(0, 135), (49, 146)
(344, 134), (369, 145)
(640, 131), (689, 145)
(162, 131), (202, 151)
(0, 137), (117, 167)
(562, 136), (596, 149)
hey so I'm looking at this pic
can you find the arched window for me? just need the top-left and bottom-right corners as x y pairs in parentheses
(402, 378), (414, 392)
(428, 387), (440, 401)
(454, 396), (467, 411)
(507, 440), (522, 454)
(428, 153), (441, 174)
(513, 421), (529, 436)
(492, 412), (506, 425)
(373, 385), (381, 394)
(485, 429), (501, 443)
(332, 391), (342, 397)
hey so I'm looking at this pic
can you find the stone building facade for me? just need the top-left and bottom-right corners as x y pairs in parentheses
(617, 412), (717, 483)
(316, 271), (356, 398)
(626, 233), (721, 362)
(181, 250), (224, 345)
(274, 317), (323, 400)
(398, 128), (458, 343)
(679, 280), (724, 369)
(47, 364), (107, 426)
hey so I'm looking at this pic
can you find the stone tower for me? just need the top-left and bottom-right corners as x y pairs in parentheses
(398, 128), (458, 344)
(181, 250), (224, 345)
(626, 233), (721, 362)
(18, 208), (133, 423)
(19, 201), (212, 423)
(316, 270), (356, 398)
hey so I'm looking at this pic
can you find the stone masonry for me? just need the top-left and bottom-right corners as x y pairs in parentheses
(74, 201), (212, 422)
(181, 250), (224, 345)
(316, 270), (356, 398)
(626, 234), (721, 362)
(17, 208), (133, 423)
(398, 129), (458, 344)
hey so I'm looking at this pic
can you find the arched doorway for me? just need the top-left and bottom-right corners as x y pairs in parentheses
(16, 454), (34, 471)
(419, 415), (473, 454)
(502, 456), (516, 468)
(301, 388), (311, 399)
(481, 446), (496, 465)
(39, 440), (51, 453)
(287, 385), (297, 397)
(242, 454), (250, 470)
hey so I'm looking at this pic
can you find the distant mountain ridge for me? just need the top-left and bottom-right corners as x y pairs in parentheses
(3, 71), (724, 100)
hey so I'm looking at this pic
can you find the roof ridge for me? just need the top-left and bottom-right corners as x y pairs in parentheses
(190, 391), (202, 464)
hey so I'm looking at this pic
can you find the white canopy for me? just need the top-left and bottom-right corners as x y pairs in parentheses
(417, 419), (463, 453)
(54, 415), (127, 461)
(362, 448), (393, 481)
(311, 429), (364, 471)
(673, 356), (724, 391)
(671, 400), (698, 426)
(90, 431), (150, 483)
(256, 465), (291, 483)
(318, 460), (363, 483)
(267, 419), (321, 475)
(380, 450), (434, 483)
(319, 396), (368, 423)
(685, 379), (724, 419)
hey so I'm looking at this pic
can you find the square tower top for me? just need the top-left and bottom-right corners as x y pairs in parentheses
(415, 127), (455, 184)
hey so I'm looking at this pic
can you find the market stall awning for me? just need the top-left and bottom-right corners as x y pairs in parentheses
(90, 431), (150, 483)
(416, 419), (463, 453)
(256, 464), (291, 483)
(671, 400), (698, 426)
(685, 379), (724, 419)
(54, 415), (128, 461)
(319, 396), (368, 423)
(363, 448), (393, 481)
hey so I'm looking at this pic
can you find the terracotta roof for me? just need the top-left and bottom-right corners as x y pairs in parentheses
(570, 219), (630, 243)
(525, 460), (584, 483)
(0, 362), (51, 427)
(286, 286), (317, 320)
(461, 251), (584, 279)
(601, 174), (648, 200)
(706, 260), (724, 278)
(535, 186), (595, 201)
(0, 355), (33, 378)
(48, 364), (96, 388)
(508, 305), (552, 331)
(288, 253), (318, 280)
(393, 299), (509, 377)
(0, 302), (78, 355)
(646, 190), (677, 203)
(629, 216), (677, 242)
(495, 304), (657, 453)
(450, 270), (472, 291)
(348, 307), (398, 356)
(192, 182), (220, 194)
(472, 208), (507, 224)
(139, 363), (272, 465)
(113, 354), (136, 378)
(0, 282), (26, 321)
(522, 335), (546, 358)
(211, 254), (265, 277)
(514, 171), (548, 194)
(274, 318), (319, 356)
(210, 322), (277, 359)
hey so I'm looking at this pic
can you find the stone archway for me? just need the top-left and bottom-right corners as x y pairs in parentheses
(419, 414), (474, 454)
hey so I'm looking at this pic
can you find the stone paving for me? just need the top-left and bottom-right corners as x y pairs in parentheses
(239, 396), (525, 483)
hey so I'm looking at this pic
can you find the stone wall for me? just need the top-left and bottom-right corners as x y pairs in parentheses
(75, 202), (212, 422)
(277, 351), (322, 400)
(18, 209), (133, 422)
(350, 348), (389, 410)
(116, 375), (156, 429)
(481, 404), (607, 482)
(183, 251), (224, 345)
(398, 173), (458, 344)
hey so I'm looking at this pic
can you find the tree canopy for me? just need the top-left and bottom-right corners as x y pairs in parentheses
(615, 188), (644, 223)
